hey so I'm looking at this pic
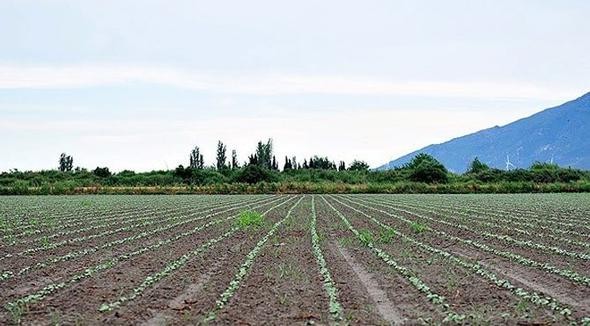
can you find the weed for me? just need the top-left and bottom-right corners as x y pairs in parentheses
(277, 262), (303, 280)
(278, 293), (290, 306)
(49, 309), (61, 326)
(358, 229), (373, 245)
(410, 222), (428, 234)
(516, 299), (530, 315)
(182, 310), (191, 322)
(7, 303), (24, 325)
(379, 228), (396, 243)
(40, 236), (50, 247)
(338, 236), (354, 247)
(236, 210), (264, 229)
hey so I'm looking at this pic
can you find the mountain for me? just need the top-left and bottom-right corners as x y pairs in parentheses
(378, 92), (590, 173)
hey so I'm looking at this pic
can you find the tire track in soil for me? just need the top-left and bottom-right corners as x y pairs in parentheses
(141, 253), (229, 326)
(8, 220), (234, 325)
(98, 197), (297, 325)
(332, 197), (588, 323)
(450, 247), (590, 316)
(325, 196), (565, 324)
(314, 197), (440, 325)
(348, 195), (590, 299)
(1, 198), (292, 325)
(1, 196), (250, 269)
(0, 197), (274, 305)
(348, 196), (590, 281)
(331, 242), (404, 325)
(214, 197), (332, 325)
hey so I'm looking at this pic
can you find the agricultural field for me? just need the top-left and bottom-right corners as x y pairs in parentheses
(1, 194), (590, 325)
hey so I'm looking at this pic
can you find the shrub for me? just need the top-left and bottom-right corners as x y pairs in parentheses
(409, 160), (448, 183)
(93, 167), (112, 178)
(235, 165), (276, 184)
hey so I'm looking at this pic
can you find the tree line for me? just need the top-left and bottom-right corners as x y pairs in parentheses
(1, 139), (589, 193)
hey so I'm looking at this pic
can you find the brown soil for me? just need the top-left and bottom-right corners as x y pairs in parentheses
(1, 194), (589, 325)
(329, 195), (590, 321)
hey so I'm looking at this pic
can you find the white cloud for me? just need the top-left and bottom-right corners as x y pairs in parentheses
(0, 64), (583, 101)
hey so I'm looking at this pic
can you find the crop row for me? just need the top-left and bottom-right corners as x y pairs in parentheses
(310, 196), (344, 322)
(1, 196), (245, 243)
(330, 196), (578, 320)
(342, 196), (590, 287)
(4, 196), (249, 247)
(356, 196), (590, 262)
(383, 199), (590, 250)
(0, 196), (277, 282)
(204, 196), (304, 321)
(3, 196), (293, 314)
(2, 197), (158, 234)
(0, 196), (264, 262)
(395, 195), (590, 228)
(320, 196), (466, 323)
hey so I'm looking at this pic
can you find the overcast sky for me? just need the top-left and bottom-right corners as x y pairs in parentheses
(1, 0), (589, 172)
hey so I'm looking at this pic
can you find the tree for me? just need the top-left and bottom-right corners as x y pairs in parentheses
(231, 150), (240, 169)
(93, 167), (111, 178)
(216, 141), (227, 170)
(236, 165), (275, 184)
(189, 146), (204, 169)
(58, 153), (74, 172)
(248, 154), (258, 166)
(349, 160), (370, 171)
(174, 165), (192, 181)
(338, 161), (346, 171)
(283, 156), (293, 170)
(271, 155), (278, 170)
(254, 139), (273, 169)
(307, 156), (336, 170)
(466, 157), (490, 174)
(406, 154), (448, 183)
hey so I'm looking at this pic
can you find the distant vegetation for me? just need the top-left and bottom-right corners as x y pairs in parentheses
(1, 139), (589, 195)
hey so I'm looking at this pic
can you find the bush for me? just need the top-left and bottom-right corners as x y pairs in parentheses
(466, 157), (490, 174)
(348, 160), (370, 171)
(409, 161), (448, 183)
(406, 154), (449, 184)
(93, 167), (112, 178)
(235, 165), (277, 184)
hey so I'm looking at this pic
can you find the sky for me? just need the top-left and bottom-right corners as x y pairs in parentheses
(1, 0), (589, 172)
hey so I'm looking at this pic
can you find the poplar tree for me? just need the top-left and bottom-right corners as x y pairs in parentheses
(216, 141), (227, 170)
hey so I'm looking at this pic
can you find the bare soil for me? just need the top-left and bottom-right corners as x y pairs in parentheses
(1, 194), (589, 325)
